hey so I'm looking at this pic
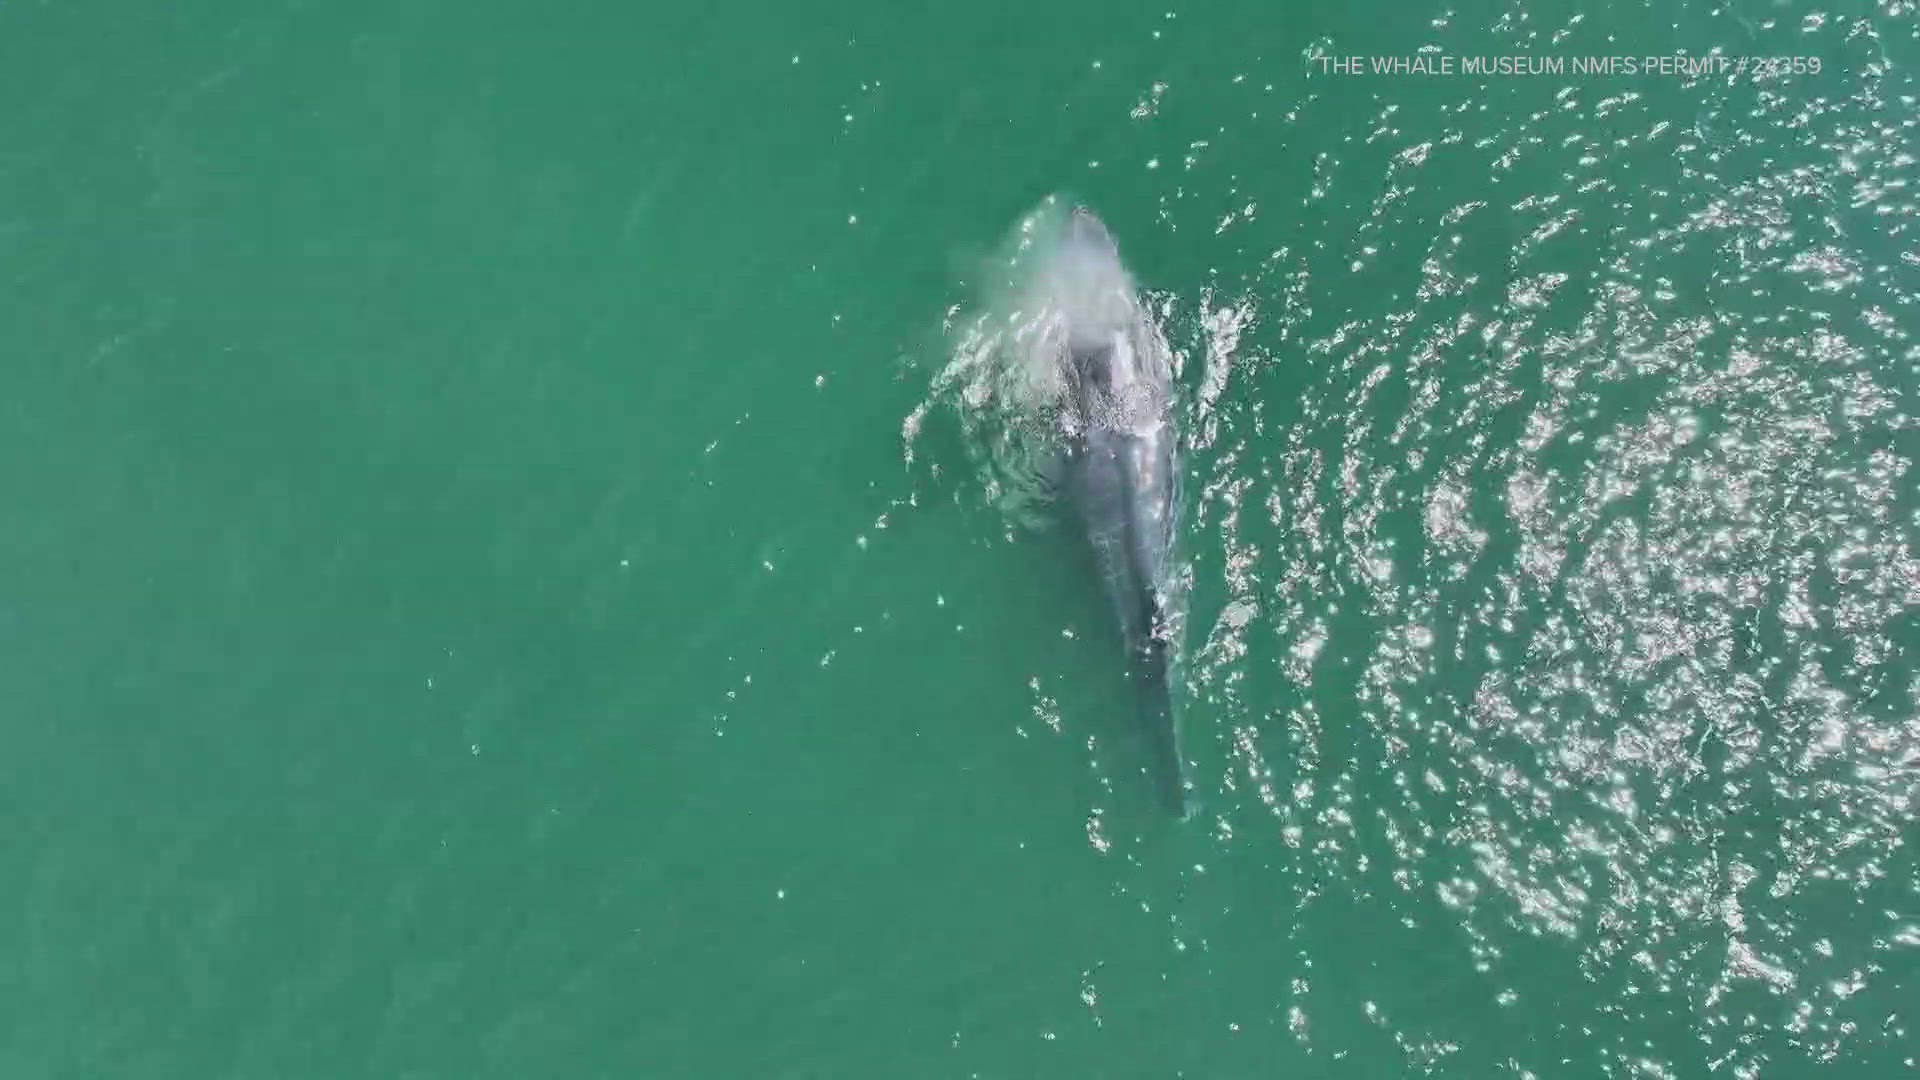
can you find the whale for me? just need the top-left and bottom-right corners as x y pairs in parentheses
(1048, 209), (1191, 817)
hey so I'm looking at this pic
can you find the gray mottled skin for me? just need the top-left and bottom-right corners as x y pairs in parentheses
(1055, 209), (1191, 816)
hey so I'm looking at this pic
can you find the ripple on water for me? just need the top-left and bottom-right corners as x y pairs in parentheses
(905, 10), (1915, 1072)
(1170, 15), (1918, 1076)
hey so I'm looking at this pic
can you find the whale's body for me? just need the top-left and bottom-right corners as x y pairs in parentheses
(1049, 210), (1190, 816)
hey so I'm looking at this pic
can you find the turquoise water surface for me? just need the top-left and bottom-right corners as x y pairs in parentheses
(4, 0), (1916, 1076)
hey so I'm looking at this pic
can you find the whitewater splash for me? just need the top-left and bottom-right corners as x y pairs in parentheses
(903, 196), (1183, 529)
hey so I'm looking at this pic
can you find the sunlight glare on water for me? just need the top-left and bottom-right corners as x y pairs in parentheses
(1193, 19), (1916, 1080)
(913, 4), (1917, 1074)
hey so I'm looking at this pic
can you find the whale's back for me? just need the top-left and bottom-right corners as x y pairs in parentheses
(1050, 208), (1190, 814)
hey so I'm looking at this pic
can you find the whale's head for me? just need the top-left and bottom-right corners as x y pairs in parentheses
(1065, 207), (1118, 260)
(1034, 210), (1167, 434)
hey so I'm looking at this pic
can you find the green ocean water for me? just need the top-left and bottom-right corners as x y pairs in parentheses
(5, 0), (1917, 1075)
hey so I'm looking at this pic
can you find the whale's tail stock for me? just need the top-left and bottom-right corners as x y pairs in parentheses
(1139, 634), (1194, 819)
